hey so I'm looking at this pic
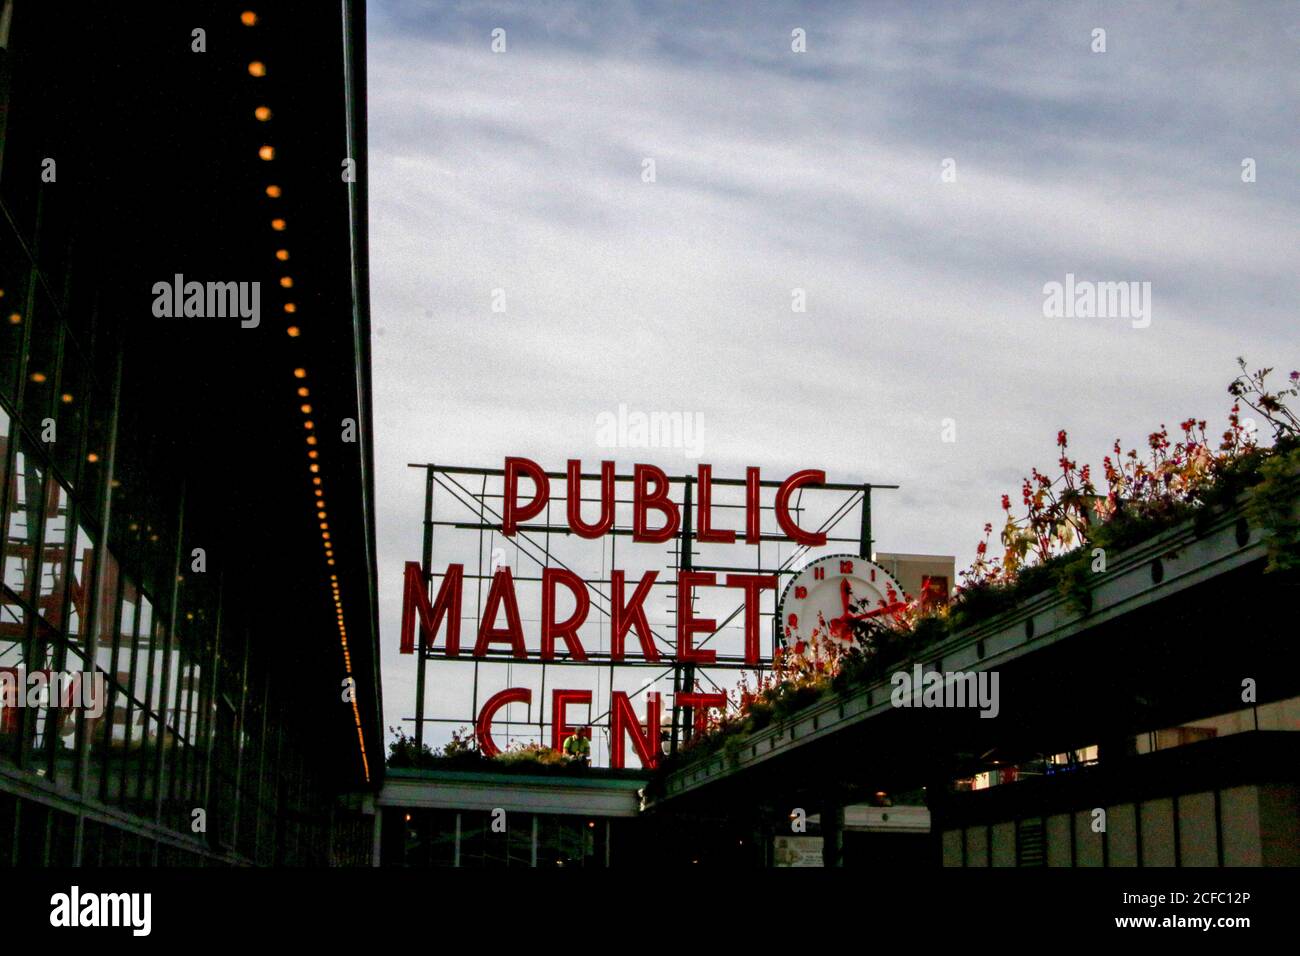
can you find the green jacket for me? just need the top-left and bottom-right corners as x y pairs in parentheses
(563, 733), (590, 757)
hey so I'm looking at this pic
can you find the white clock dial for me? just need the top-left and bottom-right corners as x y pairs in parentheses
(777, 554), (906, 648)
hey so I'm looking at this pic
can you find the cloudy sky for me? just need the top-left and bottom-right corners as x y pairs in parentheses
(365, 0), (1298, 750)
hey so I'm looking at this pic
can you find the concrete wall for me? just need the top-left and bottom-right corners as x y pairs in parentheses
(941, 783), (1299, 866)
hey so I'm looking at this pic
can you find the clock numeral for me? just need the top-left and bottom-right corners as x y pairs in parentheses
(787, 613), (798, 628)
(839, 560), (854, 574)
(794, 586), (807, 599)
(813, 566), (825, 580)
(870, 568), (876, 582)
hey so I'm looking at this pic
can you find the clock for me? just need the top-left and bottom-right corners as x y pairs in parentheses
(777, 554), (907, 649)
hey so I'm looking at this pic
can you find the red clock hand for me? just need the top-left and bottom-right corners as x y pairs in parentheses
(828, 600), (908, 639)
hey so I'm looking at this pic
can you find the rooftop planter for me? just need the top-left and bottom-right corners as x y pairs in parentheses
(656, 360), (1300, 785)
(386, 727), (600, 776)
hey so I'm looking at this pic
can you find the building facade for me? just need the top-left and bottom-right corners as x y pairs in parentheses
(0, 0), (383, 865)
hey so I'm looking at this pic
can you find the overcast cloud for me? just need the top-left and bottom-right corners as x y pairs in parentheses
(366, 0), (1299, 747)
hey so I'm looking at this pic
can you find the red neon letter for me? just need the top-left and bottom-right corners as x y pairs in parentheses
(632, 464), (680, 543)
(503, 456), (549, 536)
(551, 689), (593, 752)
(541, 567), (590, 661)
(775, 469), (828, 546)
(400, 561), (462, 656)
(725, 573), (777, 665)
(474, 567), (528, 659)
(676, 571), (717, 665)
(745, 466), (761, 544)
(611, 570), (660, 662)
(476, 687), (530, 757)
(677, 691), (727, 736)
(567, 459), (615, 538)
(610, 691), (661, 769)
(696, 464), (735, 544)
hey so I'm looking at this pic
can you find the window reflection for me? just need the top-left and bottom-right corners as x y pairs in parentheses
(21, 287), (59, 435)
(66, 523), (93, 649)
(0, 602), (23, 756)
(0, 233), (29, 401)
(4, 439), (41, 605)
(27, 627), (60, 765)
(37, 479), (70, 626)
(0, 408), (9, 526)
(52, 342), (89, 487)
(130, 597), (157, 813)
(104, 577), (137, 804)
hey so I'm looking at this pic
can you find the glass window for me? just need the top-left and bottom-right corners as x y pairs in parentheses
(80, 818), (102, 866)
(0, 406), (9, 525)
(20, 284), (57, 435)
(104, 576), (137, 805)
(131, 596), (157, 815)
(52, 339), (88, 486)
(54, 522), (94, 785)
(15, 800), (47, 865)
(538, 815), (596, 868)
(25, 624), (58, 766)
(176, 642), (201, 745)
(80, 374), (112, 527)
(400, 808), (457, 867)
(47, 809), (75, 866)
(51, 643), (88, 784)
(36, 477), (68, 628)
(65, 521), (92, 650)
(87, 547), (117, 797)
(0, 600), (22, 757)
(92, 546), (118, 639)
(0, 230), (29, 403)
(3, 437), (41, 606)
(152, 621), (178, 832)
(507, 813), (533, 866)
(99, 825), (123, 866)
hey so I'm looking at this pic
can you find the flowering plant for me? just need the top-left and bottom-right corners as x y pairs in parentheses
(675, 359), (1298, 764)
(496, 740), (571, 767)
(960, 359), (1293, 601)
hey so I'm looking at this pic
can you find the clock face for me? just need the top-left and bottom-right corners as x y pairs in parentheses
(777, 554), (906, 649)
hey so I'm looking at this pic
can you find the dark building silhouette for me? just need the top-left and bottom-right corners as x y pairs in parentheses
(0, 0), (382, 865)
